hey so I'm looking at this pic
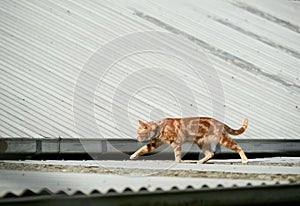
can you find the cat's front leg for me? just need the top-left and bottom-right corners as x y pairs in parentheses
(130, 145), (148, 160)
(171, 142), (182, 163)
(130, 152), (139, 160)
(130, 138), (163, 160)
(130, 147), (150, 160)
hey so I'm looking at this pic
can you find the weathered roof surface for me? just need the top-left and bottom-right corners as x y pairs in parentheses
(1, 158), (300, 205)
(0, 0), (300, 141)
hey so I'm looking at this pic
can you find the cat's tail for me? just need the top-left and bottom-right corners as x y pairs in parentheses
(224, 118), (248, 135)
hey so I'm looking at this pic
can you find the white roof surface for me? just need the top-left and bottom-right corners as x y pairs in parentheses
(1, 0), (300, 140)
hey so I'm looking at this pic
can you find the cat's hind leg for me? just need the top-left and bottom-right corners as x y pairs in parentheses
(220, 133), (248, 164)
(198, 151), (214, 164)
(197, 143), (215, 164)
(130, 138), (164, 160)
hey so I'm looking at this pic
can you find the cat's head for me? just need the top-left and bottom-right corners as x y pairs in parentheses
(136, 120), (157, 142)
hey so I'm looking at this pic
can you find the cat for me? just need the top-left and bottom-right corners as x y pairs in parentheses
(130, 117), (248, 164)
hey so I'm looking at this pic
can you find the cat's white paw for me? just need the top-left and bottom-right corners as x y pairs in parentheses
(242, 159), (248, 164)
(130, 153), (138, 160)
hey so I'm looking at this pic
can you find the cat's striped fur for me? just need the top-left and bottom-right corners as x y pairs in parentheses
(130, 117), (248, 164)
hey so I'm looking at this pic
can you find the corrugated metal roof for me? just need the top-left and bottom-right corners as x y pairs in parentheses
(0, 0), (300, 143)
(0, 158), (300, 205)
(0, 169), (283, 197)
(1, 157), (300, 196)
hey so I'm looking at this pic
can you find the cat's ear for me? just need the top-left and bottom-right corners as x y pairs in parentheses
(138, 120), (146, 127)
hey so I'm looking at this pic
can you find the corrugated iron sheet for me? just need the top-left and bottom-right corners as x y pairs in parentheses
(0, 158), (300, 205)
(0, 0), (300, 143)
(0, 169), (283, 197)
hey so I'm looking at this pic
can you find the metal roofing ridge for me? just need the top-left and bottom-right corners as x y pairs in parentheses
(0, 169), (290, 198)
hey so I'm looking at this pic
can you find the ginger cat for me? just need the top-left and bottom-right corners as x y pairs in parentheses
(130, 117), (248, 164)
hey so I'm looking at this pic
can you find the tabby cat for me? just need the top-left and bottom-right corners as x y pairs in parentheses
(130, 117), (248, 164)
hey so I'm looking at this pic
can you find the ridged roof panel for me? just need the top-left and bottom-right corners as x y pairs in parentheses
(0, 0), (299, 140)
